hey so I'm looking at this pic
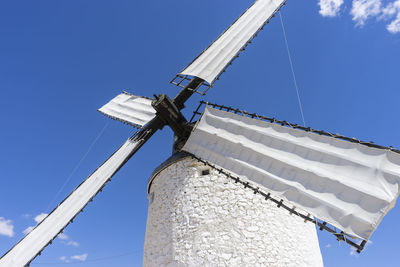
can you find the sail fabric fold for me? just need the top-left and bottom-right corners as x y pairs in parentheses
(179, 0), (286, 85)
(0, 139), (140, 267)
(99, 92), (156, 127)
(182, 106), (400, 240)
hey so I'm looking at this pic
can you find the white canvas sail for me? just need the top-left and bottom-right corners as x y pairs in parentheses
(182, 106), (400, 240)
(179, 0), (286, 85)
(0, 138), (141, 267)
(99, 92), (156, 127)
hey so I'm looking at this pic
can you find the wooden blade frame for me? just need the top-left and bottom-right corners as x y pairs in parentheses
(171, 0), (288, 94)
(0, 125), (159, 267)
(0, 74), (205, 266)
(98, 92), (157, 129)
(189, 101), (399, 154)
(186, 101), (400, 253)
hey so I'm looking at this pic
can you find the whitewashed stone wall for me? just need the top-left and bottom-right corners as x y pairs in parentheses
(144, 157), (323, 266)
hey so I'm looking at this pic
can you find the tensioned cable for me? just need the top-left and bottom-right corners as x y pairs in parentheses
(45, 121), (110, 212)
(279, 11), (306, 127)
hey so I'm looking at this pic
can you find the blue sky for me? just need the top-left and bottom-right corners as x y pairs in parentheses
(0, 0), (399, 266)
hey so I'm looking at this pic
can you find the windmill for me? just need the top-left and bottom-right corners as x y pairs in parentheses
(1, 0), (400, 265)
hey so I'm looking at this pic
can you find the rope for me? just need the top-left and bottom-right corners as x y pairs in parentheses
(279, 11), (306, 127)
(46, 121), (110, 212)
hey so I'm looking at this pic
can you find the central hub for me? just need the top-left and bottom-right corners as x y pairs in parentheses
(152, 94), (193, 149)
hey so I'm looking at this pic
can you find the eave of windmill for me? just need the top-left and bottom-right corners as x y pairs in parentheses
(1, 0), (399, 266)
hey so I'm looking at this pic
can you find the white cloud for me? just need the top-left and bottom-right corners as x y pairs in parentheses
(23, 226), (34, 235)
(350, 246), (359, 256)
(0, 217), (14, 237)
(382, 0), (400, 33)
(350, 239), (372, 256)
(325, 243), (332, 248)
(67, 241), (79, 247)
(60, 256), (70, 263)
(34, 213), (48, 224)
(318, 0), (400, 33)
(57, 232), (81, 247)
(387, 17), (400, 32)
(71, 253), (88, 262)
(382, 1), (400, 16)
(23, 212), (48, 235)
(319, 0), (345, 17)
(58, 233), (69, 240)
(351, 0), (382, 26)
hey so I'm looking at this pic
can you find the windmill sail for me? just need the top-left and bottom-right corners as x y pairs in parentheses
(0, 137), (145, 267)
(182, 106), (400, 240)
(175, 0), (286, 86)
(99, 92), (156, 128)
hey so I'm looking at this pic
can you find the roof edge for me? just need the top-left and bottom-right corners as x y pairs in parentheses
(147, 152), (191, 194)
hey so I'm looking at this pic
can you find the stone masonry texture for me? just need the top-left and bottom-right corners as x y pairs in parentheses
(144, 157), (323, 266)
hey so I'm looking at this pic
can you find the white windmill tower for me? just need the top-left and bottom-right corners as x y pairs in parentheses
(1, 0), (400, 266)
